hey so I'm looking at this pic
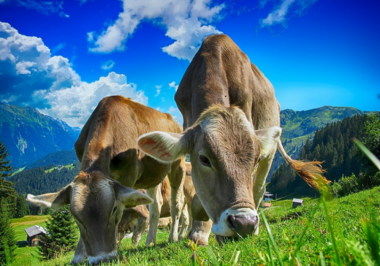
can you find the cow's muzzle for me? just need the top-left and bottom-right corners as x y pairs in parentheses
(212, 208), (258, 237)
(226, 214), (258, 237)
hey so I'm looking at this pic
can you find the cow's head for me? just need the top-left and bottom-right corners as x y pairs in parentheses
(137, 105), (281, 238)
(26, 171), (152, 264)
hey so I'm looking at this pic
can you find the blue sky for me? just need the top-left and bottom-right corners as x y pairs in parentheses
(0, 0), (379, 128)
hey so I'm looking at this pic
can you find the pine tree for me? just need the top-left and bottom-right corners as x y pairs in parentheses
(0, 141), (18, 218)
(0, 198), (17, 265)
(0, 141), (12, 178)
(39, 206), (78, 260)
(15, 194), (29, 218)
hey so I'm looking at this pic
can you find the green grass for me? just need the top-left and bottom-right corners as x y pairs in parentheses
(11, 167), (25, 176)
(44, 163), (75, 173)
(10, 186), (380, 265)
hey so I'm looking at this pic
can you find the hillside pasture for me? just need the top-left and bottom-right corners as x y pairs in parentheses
(10, 186), (380, 265)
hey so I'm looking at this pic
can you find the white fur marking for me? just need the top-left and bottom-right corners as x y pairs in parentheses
(212, 208), (258, 237)
(257, 126), (282, 158)
(88, 250), (117, 264)
(26, 194), (52, 208)
(71, 254), (87, 264)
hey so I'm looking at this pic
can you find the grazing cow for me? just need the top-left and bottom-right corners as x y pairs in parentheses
(118, 177), (190, 245)
(27, 96), (186, 264)
(137, 34), (328, 243)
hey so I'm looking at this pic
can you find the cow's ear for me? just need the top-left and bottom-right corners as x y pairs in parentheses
(256, 126), (282, 158)
(191, 194), (209, 221)
(137, 132), (186, 163)
(114, 183), (153, 208)
(27, 185), (72, 209)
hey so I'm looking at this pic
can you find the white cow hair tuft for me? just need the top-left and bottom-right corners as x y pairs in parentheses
(256, 126), (282, 158)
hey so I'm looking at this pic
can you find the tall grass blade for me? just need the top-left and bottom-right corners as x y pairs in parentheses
(353, 138), (380, 170)
(228, 245), (238, 265)
(233, 251), (240, 265)
(362, 213), (380, 266)
(321, 199), (341, 265)
(319, 251), (326, 266)
(293, 202), (321, 258)
(267, 239), (274, 266)
(260, 211), (284, 266)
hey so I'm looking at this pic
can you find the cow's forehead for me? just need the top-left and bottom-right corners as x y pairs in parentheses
(71, 178), (114, 212)
(199, 106), (254, 134)
(195, 106), (259, 167)
(199, 107), (255, 144)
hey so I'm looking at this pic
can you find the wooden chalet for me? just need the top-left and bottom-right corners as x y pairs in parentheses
(25, 225), (48, 246)
(292, 198), (304, 208)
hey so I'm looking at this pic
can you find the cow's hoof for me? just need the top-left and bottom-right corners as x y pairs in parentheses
(188, 234), (208, 246)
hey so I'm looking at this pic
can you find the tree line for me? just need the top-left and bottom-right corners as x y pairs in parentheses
(268, 113), (380, 197)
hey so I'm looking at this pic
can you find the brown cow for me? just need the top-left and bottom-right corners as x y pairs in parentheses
(27, 96), (186, 264)
(137, 34), (328, 243)
(118, 177), (190, 245)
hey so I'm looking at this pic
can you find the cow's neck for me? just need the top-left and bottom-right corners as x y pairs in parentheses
(80, 148), (111, 175)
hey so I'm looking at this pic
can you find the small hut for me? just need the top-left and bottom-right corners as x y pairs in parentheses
(25, 225), (48, 246)
(263, 192), (273, 201)
(292, 198), (304, 208)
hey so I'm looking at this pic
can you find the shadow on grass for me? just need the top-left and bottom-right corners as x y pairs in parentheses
(16, 241), (28, 248)
(117, 242), (171, 258)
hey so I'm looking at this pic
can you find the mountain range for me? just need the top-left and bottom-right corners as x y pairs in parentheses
(0, 103), (366, 193)
(268, 106), (365, 180)
(0, 103), (80, 168)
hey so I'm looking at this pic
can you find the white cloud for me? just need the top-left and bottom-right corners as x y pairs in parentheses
(155, 85), (162, 97)
(51, 42), (66, 54)
(87, 0), (224, 61)
(101, 60), (115, 70)
(0, 22), (148, 128)
(15, 61), (36, 74)
(39, 72), (148, 128)
(0, 22), (80, 105)
(169, 81), (179, 91)
(260, 0), (317, 28)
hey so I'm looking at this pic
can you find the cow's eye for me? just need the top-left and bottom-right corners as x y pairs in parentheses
(199, 155), (211, 167)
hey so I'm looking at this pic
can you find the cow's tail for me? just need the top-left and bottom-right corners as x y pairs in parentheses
(277, 140), (330, 190)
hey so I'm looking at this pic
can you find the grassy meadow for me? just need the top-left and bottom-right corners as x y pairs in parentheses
(9, 186), (380, 266)
(10, 215), (49, 266)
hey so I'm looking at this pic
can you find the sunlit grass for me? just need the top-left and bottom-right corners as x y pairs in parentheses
(10, 187), (380, 265)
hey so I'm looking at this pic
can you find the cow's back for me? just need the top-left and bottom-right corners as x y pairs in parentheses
(75, 95), (182, 187)
(175, 34), (280, 130)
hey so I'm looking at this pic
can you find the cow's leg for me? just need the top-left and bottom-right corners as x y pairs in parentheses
(187, 220), (212, 246)
(253, 149), (276, 235)
(168, 159), (186, 242)
(146, 185), (162, 246)
(71, 237), (87, 264)
(133, 215), (149, 246)
(179, 203), (190, 240)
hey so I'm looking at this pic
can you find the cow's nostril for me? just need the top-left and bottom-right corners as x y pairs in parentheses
(227, 215), (237, 229)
